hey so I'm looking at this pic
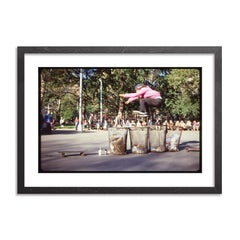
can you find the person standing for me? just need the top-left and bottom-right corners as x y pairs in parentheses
(74, 116), (79, 130)
(88, 114), (93, 130)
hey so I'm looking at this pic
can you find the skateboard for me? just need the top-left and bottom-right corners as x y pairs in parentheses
(132, 110), (149, 122)
(132, 110), (149, 117)
(58, 151), (85, 157)
(185, 147), (200, 152)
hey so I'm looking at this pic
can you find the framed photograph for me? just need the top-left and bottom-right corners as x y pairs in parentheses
(17, 46), (222, 194)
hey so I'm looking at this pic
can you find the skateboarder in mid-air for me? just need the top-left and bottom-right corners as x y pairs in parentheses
(119, 83), (163, 116)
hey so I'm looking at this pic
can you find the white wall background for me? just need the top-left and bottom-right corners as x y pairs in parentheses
(0, 0), (237, 239)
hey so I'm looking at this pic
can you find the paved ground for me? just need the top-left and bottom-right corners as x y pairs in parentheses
(40, 129), (200, 172)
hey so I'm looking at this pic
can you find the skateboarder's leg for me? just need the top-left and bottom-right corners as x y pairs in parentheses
(139, 98), (162, 115)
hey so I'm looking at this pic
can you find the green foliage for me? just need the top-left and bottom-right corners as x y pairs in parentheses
(164, 69), (200, 119)
(40, 68), (79, 121)
(60, 93), (77, 121)
(40, 67), (201, 122)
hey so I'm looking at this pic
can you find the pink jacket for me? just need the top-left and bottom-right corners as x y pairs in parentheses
(124, 86), (161, 103)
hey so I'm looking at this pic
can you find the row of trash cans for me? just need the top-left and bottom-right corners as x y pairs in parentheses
(108, 126), (182, 155)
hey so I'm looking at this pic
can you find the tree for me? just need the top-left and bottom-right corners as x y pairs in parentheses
(164, 68), (200, 120)
(40, 68), (79, 121)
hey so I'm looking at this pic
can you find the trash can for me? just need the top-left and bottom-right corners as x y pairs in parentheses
(149, 126), (167, 152)
(129, 127), (149, 154)
(108, 128), (128, 155)
(166, 130), (182, 152)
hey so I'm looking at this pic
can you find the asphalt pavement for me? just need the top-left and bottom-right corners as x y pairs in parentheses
(40, 129), (200, 172)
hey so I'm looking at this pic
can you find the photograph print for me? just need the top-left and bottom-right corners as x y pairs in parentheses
(39, 67), (201, 173)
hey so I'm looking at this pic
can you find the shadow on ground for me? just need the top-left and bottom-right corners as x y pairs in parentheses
(179, 141), (200, 150)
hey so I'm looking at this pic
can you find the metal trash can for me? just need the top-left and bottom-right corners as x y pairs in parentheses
(129, 127), (149, 154)
(108, 128), (128, 155)
(166, 130), (182, 152)
(149, 126), (167, 152)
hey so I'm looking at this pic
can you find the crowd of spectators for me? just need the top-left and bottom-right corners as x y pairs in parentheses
(162, 119), (200, 131)
(40, 108), (200, 133)
(87, 116), (200, 131)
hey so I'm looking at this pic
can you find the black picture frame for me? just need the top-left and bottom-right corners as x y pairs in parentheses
(17, 46), (222, 194)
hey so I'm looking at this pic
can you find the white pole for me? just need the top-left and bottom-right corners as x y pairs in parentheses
(78, 68), (83, 132)
(99, 79), (103, 124)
